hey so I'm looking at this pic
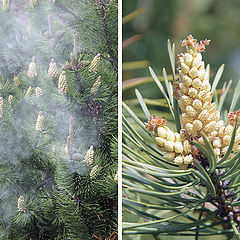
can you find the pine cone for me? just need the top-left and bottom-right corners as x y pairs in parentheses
(14, 75), (20, 86)
(36, 111), (44, 131)
(84, 146), (94, 165)
(177, 35), (240, 161)
(177, 37), (215, 138)
(58, 71), (67, 94)
(35, 87), (42, 97)
(18, 195), (26, 212)
(48, 58), (58, 78)
(89, 53), (100, 73)
(149, 119), (194, 169)
(151, 35), (240, 167)
(90, 165), (99, 179)
(8, 95), (13, 104)
(114, 171), (118, 182)
(90, 76), (101, 95)
(2, 0), (9, 11)
(0, 97), (3, 117)
(29, 0), (37, 6)
(28, 57), (37, 78)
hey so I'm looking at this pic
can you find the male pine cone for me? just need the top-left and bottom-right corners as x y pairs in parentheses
(58, 71), (67, 94)
(84, 146), (94, 165)
(36, 111), (44, 131)
(176, 35), (240, 161)
(89, 53), (100, 73)
(28, 57), (37, 78)
(48, 58), (58, 78)
(18, 195), (26, 212)
(0, 97), (3, 117)
(146, 35), (240, 168)
(35, 87), (42, 97)
(90, 165), (99, 179)
(145, 115), (193, 169)
(90, 76), (101, 94)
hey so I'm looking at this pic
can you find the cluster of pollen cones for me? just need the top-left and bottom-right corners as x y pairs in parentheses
(146, 35), (240, 169)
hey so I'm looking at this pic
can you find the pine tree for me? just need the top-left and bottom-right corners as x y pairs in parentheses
(123, 36), (240, 239)
(0, 1), (118, 239)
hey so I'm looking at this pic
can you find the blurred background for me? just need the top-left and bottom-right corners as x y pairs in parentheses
(123, 0), (240, 239)
(123, 0), (240, 105)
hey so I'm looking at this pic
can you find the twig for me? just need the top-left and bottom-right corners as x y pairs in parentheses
(36, 176), (54, 190)
(195, 203), (204, 240)
(55, 3), (81, 20)
(153, 234), (161, 240)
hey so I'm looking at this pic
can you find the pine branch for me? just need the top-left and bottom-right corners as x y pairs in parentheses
(54, 2), (81, 20)
(98, 0), (117, 73)
(0, 0), (118, 238)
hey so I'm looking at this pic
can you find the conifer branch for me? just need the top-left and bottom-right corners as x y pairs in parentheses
(98, 0), (117, 72)
(123, 35), (240, 238)
(55, 3), (80, 20)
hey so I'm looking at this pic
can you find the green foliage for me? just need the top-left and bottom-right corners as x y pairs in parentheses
(0, 0), (118, 239)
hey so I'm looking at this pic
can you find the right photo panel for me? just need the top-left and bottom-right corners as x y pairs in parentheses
(122, 1), (240, 240)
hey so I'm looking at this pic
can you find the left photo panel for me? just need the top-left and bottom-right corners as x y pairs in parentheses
(0, 1), (118, 240)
